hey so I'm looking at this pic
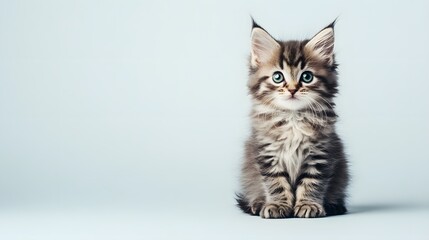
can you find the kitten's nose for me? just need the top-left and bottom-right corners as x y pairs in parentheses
(288, 88), (297, 95)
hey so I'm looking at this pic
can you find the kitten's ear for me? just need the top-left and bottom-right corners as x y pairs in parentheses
(250, 21), (280, 67)
(305, 22), (335, 64)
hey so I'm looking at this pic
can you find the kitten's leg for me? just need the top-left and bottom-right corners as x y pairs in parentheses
(293, 160), (330, 218)
(259, 172), (294, 218)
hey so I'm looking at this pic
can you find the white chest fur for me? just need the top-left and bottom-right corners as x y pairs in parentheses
(262, 114), (314, 182)
(253, 107), (319, 181)
(278, 119), (313, 182)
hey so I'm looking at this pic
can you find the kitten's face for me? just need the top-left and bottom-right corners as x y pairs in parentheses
(248, 22), (338, 111)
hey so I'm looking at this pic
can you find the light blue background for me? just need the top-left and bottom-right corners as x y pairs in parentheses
(1, 0), (428, 239)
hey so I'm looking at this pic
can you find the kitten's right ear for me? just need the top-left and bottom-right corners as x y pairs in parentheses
(305, 21), (336, 65)
(250, 20), (280, 67)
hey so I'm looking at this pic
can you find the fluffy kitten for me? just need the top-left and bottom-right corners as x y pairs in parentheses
(236, 20), (349, 218)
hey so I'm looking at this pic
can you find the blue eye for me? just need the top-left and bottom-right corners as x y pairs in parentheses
(300, 71), (314, 83)
(272, 71), (284, 83)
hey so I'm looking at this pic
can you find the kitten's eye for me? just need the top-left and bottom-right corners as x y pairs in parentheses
(300, 71), (314, 83)
(272, 71), (284, 83)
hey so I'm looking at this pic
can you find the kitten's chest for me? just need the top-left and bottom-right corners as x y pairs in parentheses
(271, 120), (313, 181)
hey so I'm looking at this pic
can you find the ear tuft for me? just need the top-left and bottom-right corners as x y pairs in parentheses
(250, 23), (280, 67)
(251, 17), (262, 29)
(305, 23), (335, 64)
(327, 18), (337, 29)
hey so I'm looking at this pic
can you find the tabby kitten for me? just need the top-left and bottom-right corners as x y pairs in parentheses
(236, 20), (349, 218)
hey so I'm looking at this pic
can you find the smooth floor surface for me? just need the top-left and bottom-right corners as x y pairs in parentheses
(1, 203), (428, 240)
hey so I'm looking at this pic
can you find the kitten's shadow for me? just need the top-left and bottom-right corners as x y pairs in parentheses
(348, 203), (423, 214)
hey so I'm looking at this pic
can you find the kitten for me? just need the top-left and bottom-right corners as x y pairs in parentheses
(236, 20), (349, 218)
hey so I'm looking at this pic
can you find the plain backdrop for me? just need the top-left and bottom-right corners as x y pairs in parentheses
(1, 0), (429, 239)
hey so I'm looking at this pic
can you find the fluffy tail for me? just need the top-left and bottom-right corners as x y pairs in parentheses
(235, 193), (254, 215)
(324, 202), (347, 216)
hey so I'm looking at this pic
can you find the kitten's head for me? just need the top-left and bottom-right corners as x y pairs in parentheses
(248, 20), (338, 111)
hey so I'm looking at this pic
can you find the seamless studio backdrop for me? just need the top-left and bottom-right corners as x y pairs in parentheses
(0, 0), (429, 239)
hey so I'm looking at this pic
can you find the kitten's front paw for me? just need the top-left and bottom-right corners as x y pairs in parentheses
(260, 203), (292, 219)
(294, 201), (326, 218)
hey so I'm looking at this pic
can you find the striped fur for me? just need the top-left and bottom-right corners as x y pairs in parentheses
(237, 20), (349, 218)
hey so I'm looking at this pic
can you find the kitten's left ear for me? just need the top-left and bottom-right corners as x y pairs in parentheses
(250, 20), (281, 67)
(305, 21), (335, 64)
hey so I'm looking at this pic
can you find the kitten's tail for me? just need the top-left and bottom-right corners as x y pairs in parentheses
(324, 202), (347, 216)
(235, 193), (253, 215)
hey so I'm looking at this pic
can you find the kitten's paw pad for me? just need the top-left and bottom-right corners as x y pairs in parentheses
(294, 202), (326, 218)
(260, 203), (292, 219)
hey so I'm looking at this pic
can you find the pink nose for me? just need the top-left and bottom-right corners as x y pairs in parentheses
(288, 89), (297, 95)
